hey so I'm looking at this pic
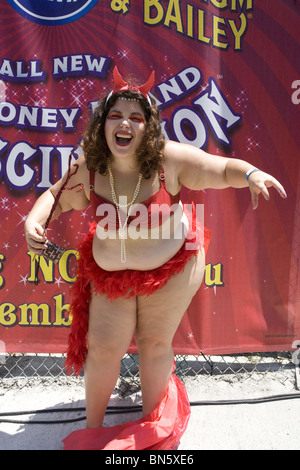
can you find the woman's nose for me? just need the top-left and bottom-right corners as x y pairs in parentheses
(120, 116), (131, 128)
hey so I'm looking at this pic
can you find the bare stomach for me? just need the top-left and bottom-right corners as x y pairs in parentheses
(92, 221), (187, 271)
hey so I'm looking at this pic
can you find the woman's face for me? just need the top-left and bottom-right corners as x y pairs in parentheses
(104, 98), (146, 161)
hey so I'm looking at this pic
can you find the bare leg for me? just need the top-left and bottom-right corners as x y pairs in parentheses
(136, 249), (205, 416)
(84, 293), (137, 428)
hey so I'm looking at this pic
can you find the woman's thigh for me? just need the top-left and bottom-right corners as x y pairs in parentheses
(135, 249), (205, 346)
(87, 290), (137, 356)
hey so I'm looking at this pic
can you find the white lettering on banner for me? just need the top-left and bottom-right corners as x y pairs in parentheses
(5, 142), (36, 190)
(0, 59), (46, 82)
(0, 102), (81, 131)
(193, 78), (242, 145)
(0, 55), (111, 82)
(171, 108), (207, 148)
(52, 54), (110, 78)
(0, 140), (81, 191)
(155, 66), (202, 106)
(159, 75), (241, 146)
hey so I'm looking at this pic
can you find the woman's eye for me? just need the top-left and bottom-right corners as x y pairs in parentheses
(130, 115), (145, 123)
(108, 112), (122, 120)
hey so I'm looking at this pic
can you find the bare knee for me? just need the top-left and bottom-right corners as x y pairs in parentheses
(136, 333), (172, 359)
(87, 333), (126, 364)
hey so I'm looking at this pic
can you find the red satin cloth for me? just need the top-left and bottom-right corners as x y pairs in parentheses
(62, 373), (190, 451)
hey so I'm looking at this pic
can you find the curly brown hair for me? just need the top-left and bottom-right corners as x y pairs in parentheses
(82, 89), (165, 179)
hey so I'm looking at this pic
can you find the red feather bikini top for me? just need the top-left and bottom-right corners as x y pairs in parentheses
(89, 169), (181, 230)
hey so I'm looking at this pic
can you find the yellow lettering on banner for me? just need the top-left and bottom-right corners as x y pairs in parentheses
(53, 294), (71, 327)
(27, 249), (78, 284)
(197, 0), (253, 10)
(231, 0), (253, 11)
(0, 303), (17, 326)
(210, 0), (228, 8)
(19, 302), (51, 326)
(186, 4), (194, 38)
(198, 9), (211, 45)
(205, 263), (225, 287)
(0, 253), (5, 289)
(110, 0), (130, 15)
(0, 296), (71, 327)
(228, 13), (247, 50)
(144, 0), (164, 25)
(164, 0), (183, 33)
(58, 250), (78, 283)
(213, 15), (228, 50)
(27, 252), (54, 283)
(143, 0), (253, 51)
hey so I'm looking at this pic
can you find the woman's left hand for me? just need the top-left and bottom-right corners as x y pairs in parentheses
(248, 170), (287, 209)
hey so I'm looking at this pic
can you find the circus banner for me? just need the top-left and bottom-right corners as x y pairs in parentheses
(0, 0), (299, 356)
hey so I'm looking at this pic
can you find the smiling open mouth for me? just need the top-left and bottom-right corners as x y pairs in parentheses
(115, 133), (133, 146)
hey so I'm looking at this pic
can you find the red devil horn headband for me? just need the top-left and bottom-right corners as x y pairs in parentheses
(106, 66), (155, 105)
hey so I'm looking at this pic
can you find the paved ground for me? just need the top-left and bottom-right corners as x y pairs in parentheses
(0, 367), (299, 451)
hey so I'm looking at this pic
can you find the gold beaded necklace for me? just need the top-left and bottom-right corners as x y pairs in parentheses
(107, 158), (143, 263)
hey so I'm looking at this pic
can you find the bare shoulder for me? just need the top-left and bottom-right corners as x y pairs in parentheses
(163, 140), (188, 161)
(163, 139), (206, 179)
(163, 140), (206, 166)
(72, 154), (90, 187)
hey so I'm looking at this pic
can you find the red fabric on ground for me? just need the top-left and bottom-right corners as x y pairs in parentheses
(62, 373), (190, 450)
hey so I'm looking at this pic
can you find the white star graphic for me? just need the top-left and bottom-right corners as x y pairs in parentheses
(19, 274), (28, 286)
(55, 277), (64, 287)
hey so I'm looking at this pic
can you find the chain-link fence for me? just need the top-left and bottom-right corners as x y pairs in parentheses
(0, 351), (298, 391)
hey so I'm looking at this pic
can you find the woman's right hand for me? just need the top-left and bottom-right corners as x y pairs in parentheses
(24, 218), (47, 255)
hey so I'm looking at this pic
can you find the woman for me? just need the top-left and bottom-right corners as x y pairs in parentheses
(24, 67), (286, 449)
